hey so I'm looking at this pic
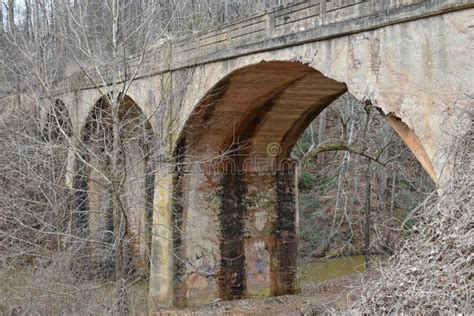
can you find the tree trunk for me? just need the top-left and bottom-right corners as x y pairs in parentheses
(7, 0), (14, 34)
(385, 170), (396, 254)
(110, 0), (130, 312)
(25, 0), (32, 40)
(364, 160), (372, 271)
(327, 108), (355, 253)
(50, 0), (54, 31)
(0, 0), (4, 36)
(113, 192), (130, 314)
(34, 0), (41, 39)
(317, 110), (326, 163)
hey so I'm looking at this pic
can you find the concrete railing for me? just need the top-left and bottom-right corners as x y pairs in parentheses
(54, 0), (473, 93)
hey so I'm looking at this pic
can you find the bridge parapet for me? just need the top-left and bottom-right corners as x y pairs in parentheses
(54, 0), (473, 94)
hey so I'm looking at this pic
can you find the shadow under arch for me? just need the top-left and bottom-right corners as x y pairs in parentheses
(74, 93), (155, 279)
(168, 61), (435, 306)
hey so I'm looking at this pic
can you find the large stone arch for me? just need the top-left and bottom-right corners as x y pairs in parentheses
(74, 94), (155, 278)
(172, 9), (473, 183)
(153, 60), (438, 307)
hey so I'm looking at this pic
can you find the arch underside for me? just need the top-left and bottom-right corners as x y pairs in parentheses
(168, 61), (436, 306)
(182, 61), (347, 163)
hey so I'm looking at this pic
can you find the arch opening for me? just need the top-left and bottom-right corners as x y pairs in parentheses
(74, 94), (155, 280)
(168, 61), (436, 306)
(293, 93), (436, 284)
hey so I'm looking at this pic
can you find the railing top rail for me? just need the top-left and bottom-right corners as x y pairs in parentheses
(53, 0), (473, 95)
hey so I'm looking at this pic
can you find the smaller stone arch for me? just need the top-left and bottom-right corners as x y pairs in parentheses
(74, 93), (155, 279)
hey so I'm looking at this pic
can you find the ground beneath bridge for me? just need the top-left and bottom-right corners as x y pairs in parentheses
(152, 273), (367, 315)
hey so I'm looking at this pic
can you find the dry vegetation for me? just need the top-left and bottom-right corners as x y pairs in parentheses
(294, 94), (435, 261)
(351, 127), (473, 314)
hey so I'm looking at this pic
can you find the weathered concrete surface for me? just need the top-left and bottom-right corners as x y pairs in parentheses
(51, 0), (473, 308)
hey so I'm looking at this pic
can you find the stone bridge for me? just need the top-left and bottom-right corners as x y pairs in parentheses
(51, 0), (473, 307)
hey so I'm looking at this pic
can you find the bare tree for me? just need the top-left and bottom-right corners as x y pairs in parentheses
(7, 0), (14, 34)
(0, 1), (4, 36)
(294, 93), (435, 259)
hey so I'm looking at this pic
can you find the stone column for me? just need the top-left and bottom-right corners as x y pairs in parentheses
(173, 166), (222, 307)
(272, 160), (299, 295)
(149, 161), (174, 307)
(123, 140), (149, 277)
(243, 170), (277, 298)
(217, 163), (247, 301)
(243, 160), (299, 298)
(150, 157), (299, 307)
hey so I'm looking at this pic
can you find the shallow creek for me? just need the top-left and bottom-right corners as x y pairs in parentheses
(300, 255), (383, 285)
